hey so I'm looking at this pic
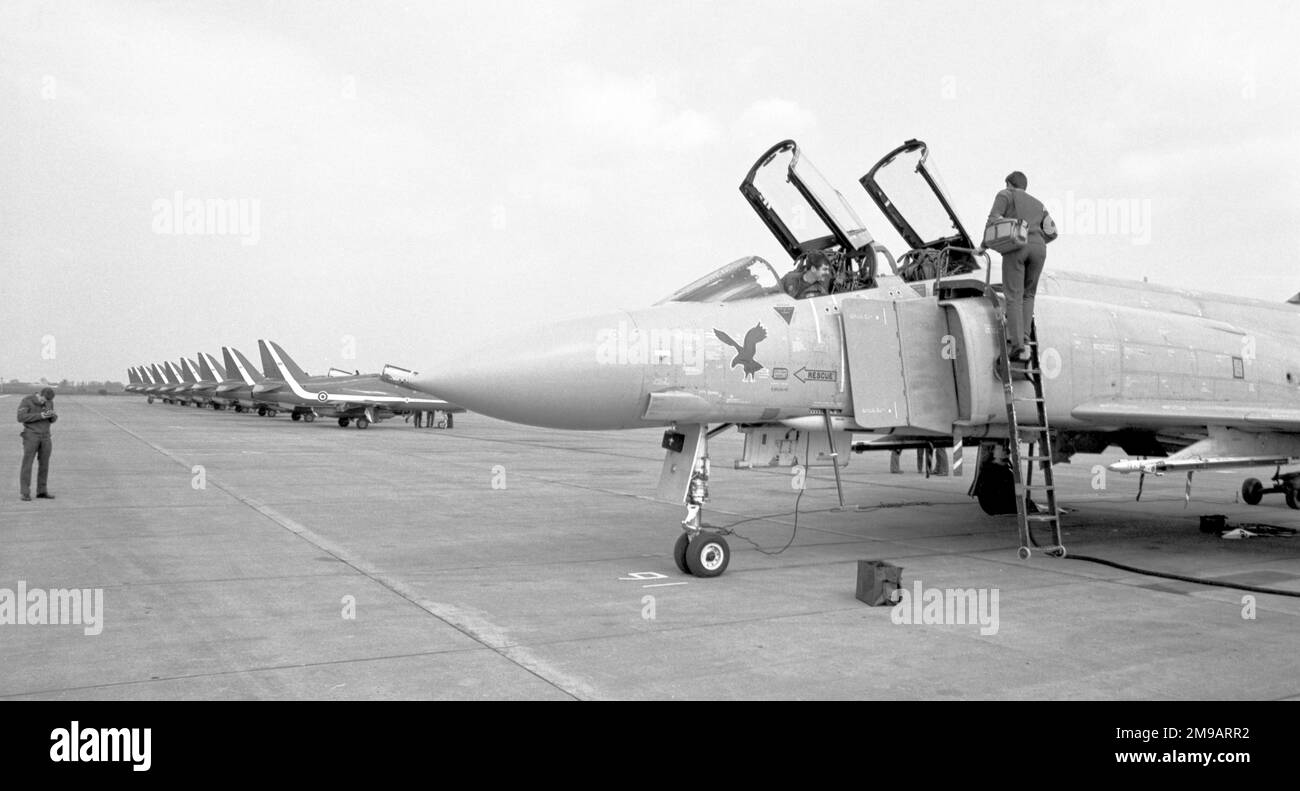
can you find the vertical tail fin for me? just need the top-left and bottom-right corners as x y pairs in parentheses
(258, 340), (281, 381)
(227, 347), (266, 384)
(268, 341), (312, 383)
(197, 353), (222, 382)
(203, 352), (227, 381)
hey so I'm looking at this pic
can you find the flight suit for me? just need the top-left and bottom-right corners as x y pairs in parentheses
(989, 188), (1049, 352)
(17, 395), (57, 498)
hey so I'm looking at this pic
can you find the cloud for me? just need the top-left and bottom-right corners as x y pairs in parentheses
(560, 64), (722, 151)
(734, 98), (817, 144)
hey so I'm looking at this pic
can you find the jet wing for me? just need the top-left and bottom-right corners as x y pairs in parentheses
(1072, 399), (1300, 433)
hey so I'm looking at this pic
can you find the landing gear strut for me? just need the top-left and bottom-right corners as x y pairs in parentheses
(674, 453), (731, 578)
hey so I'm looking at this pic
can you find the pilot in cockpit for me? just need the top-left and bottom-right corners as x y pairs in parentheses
(780, 251), (831, 300)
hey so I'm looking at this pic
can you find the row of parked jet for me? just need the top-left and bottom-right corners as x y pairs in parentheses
(122, 340), (461, 429)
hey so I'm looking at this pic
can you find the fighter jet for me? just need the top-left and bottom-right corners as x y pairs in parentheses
(179, 357), (219, 408)
(159, 361), (194, 405)
(212, 348), (260, 413)
(257, 340), (461, 428)
(220, 346), (288, 417)
(141, 364), (169, 403)
(407, 138), (1300, 576)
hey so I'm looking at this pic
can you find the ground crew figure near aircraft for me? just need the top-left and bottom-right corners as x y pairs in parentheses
(780, 251), (832, 300)
(17, 387), (57, 501)
(889, 446), (950, 476)
(987, 171), (1055, 360)
(413, 410), (423, 428)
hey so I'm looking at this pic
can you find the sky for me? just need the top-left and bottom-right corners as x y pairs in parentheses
(2, 0), (1298, 381)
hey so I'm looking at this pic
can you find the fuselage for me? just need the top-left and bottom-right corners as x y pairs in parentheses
(410, 268), (1300, 434)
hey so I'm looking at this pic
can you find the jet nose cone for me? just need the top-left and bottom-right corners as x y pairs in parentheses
(411, 312), (648, 430)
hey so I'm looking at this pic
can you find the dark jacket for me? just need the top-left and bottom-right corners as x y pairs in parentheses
(988, 188), (1049, 243)
(17, 395), (57, 436)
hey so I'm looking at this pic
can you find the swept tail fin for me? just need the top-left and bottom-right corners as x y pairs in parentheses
(225, 347), (265, 384)
(267, 341), (312, 383)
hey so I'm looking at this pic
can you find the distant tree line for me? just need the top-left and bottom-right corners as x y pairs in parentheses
(1, 379), (126, 395)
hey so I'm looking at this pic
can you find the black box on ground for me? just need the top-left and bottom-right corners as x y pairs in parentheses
(856, 560), (902, 606)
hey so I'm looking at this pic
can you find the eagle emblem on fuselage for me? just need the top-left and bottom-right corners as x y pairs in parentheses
(714, 323), (767, 382)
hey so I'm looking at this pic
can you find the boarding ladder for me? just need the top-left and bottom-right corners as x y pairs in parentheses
(997, 319), (1066, 559)
(933, 247), (1065, 559)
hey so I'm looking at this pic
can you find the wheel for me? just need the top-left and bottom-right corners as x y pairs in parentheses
(147, 396), (154, 404)
(291, 412), (302, 422)
(1287, 486), (1299, 510)
(685, 533), (730, 577)
(304, 413), (316, 423)
(338, 418), (350, 427)
(673, 533), (692, 575)
(1018, 546), (1031, 560)
(257, 407), (267, 416)
(976, 463), (1018, 515)
(212, 403), (220, 410)
(355, 417), (370, 430)
(234, 405), (243, 413)
(1242, 478), (1264, 506)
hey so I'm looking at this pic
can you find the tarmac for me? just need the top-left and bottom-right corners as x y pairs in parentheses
(3, 395), (1299, 700)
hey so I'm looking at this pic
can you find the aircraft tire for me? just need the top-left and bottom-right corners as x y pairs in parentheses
(257, 407), (266, 416)
(292, 412), (302, 422)
(1286, 486), (1299, 510)
(976, 463), (1018, 515)
(304, 413), (316, 423)
(1241, 478), (1264, 506)
(338, 418), (349, 427)
(356, 418), (370, 430)
(147, 396), (154, 404)
(673, 533), (692, 575)
(685, 533), (730, 577)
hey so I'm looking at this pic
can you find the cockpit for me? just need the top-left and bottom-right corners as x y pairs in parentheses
(662, 138), (988, 304)
(658, 256), (784, 304)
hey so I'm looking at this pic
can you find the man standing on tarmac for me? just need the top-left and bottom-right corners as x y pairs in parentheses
(17, 387), (58, 501)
